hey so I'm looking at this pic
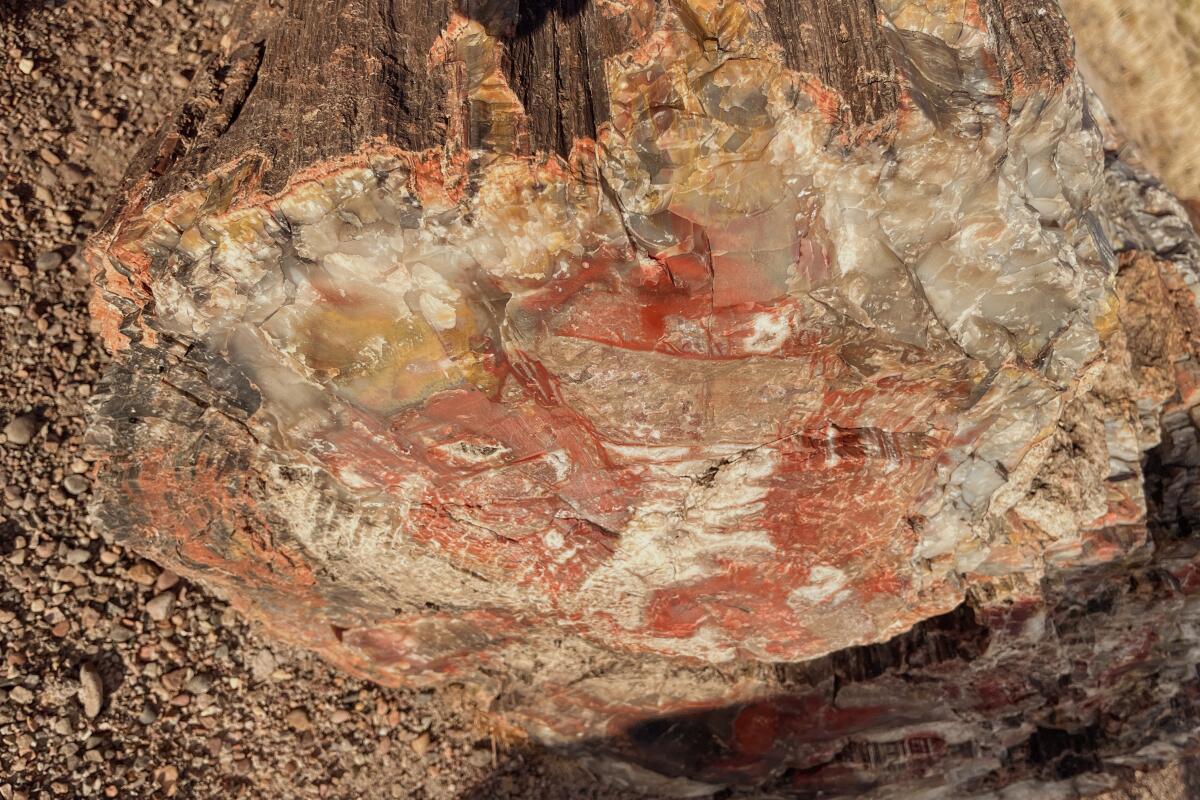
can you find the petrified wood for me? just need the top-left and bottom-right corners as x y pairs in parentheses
(86, 0), (1200, 795)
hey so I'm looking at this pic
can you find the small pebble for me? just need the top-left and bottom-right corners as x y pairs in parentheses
(410, 733), (432, 757)
(79, 663), (103, 719)
(285, 708), (312, 731)
(64, 548), (90, 565)
(35, 250), (62, 270)
(8, 686), (34, 705)
(162, 668), (189, 693)
(145, 591), (175, 622)
(185, 674), (213, 694)
(109, 624), (135, 643)
(155, 765), (179, 796)
(155, 569), (180, 592)
(127, 561), (158, 586)
(63, 475), (89, 496)
(3, 415), (38, 446)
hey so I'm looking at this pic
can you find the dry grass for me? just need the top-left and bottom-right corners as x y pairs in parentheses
(1063, 0), (1200, 201)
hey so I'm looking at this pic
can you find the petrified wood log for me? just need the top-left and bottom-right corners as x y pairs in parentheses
(86, 0), (1200, 795)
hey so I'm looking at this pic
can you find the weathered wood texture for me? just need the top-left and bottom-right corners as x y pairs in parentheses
(119, 0), (1075, 200)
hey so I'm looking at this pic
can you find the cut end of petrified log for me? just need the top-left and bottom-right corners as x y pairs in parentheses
(90, 3), (1114, 663)
(83, 0), (1200, 793)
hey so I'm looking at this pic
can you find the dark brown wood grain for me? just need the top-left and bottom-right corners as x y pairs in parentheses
(118, 0), (452, 203)
(106, 0), (1077, 212)
(760, 0), (900, 130)
(500, 0), (629, 158)
(978, 0), (1074, 96)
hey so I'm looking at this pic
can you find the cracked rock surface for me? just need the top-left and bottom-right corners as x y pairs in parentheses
(82, 0), (1200, 795)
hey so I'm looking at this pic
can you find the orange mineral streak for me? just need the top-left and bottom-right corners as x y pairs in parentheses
(87, 269), (133, 353)
(128, 444), (320, 599)
(87, 232), (158, 353)
(107, 441), (406, 681)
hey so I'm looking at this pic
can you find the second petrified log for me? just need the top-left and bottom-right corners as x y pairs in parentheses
(87, 0), (1200, 795)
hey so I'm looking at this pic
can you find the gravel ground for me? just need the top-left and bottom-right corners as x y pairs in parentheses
(0, 1), (1192, 799)
(0, 1), (643, 797)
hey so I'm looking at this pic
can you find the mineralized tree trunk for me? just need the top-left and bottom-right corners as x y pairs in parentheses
(87, 0), (1200, 795)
